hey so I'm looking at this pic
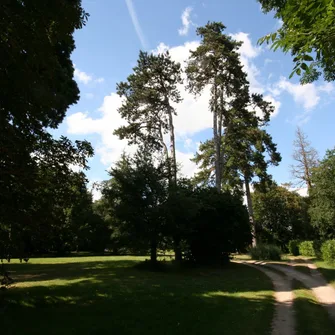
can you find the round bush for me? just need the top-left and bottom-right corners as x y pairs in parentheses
(299, 241), (321, 257)
(321, 240), (335, 264)
(249, 244), (281, 261)
(288, 240), (300, 256)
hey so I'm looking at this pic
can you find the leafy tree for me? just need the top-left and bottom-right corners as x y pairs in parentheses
(184, 187), (251, 264)
(102, 149), (168, 263)
(115, 51), (182, 184)
(186, 22), (249, 191)
(253, 185), (313, 250)
(258, 0), (335, 82)
(291, 127), (319, 192)
(309, 148), (335, 238)
(0, 136), (94, 259)
(192, 93), (281, 244)
(0, 1), (89, 258)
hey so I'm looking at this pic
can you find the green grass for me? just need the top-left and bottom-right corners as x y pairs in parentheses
(1, 256), (274, 335)
(293, 280), (335, 335)
(314, 260), (335, 287)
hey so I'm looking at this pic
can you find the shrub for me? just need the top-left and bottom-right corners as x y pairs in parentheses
(249, 244), (282, 261)
(288, 240), (300, 256)
(321, 240), (335, 264)
(298, 240), (321, 257)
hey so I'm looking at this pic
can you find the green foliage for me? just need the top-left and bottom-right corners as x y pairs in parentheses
(321, 240), (335, 264)
(183, 188), (251, 264)
(253, 186), (313, 249)
(249, 244), (282, 261)
(102, 149), (168, 262)
(288, 240), (301, 256)
(299, 241), (321, 257)
(309, 149), (335, 238)
(115, 51), (182, 183)
(258, 0), (335, 83)
(0, 1), (91, 259)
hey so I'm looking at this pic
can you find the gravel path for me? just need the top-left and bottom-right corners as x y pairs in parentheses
(234, 260), (295, 335)
(264, 261), (335, 321)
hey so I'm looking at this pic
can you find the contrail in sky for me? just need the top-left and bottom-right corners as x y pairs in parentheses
(125, 0), (148, 49)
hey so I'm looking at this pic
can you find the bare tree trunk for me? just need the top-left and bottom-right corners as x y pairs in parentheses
(244, 174), (256, 246)
(213, 84), (221, 191)
(291, 127), (319, 193)
(166, 102), (182, 262)
(167, 105), (177, 184)
(150, 239), (157, 263)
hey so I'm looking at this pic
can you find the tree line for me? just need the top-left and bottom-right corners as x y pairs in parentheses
(1, 1), (334, 265)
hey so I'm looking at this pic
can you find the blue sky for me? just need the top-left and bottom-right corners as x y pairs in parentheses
(55, 0), (335, 198)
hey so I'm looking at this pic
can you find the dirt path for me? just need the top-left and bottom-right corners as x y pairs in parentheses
(234, 260), (295, 335)
(264, 261), (335, 321)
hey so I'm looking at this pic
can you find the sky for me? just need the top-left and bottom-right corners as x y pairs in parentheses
(54, 0), (335, 199)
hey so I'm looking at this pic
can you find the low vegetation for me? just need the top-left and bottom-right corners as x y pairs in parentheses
(249, 244), (282, 261)
(1, 257), (274, 335)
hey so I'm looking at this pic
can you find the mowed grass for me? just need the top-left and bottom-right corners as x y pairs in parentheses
(293, 280), (335, 335)
(1, 256), (274, 335)
(314, 261), (335, 287)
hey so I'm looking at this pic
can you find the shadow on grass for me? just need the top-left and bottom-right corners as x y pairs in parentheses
(293, 280), (335, 335)
(315, 262), (335, 286)
(1, 259), (274, 335)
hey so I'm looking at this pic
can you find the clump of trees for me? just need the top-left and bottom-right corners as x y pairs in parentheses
(100, 149), (251, 264)
(2, 0), (334, 269)
(0, 1), (108, 260)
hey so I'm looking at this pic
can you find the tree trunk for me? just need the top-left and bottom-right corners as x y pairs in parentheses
(150, 239), (157, 263)
(174, 237), (182, 262)
(244, 174), (256, 246)
(213, 85), (221, 191)
(167, 105), (177, 184)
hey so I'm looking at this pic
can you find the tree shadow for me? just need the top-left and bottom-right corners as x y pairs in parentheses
(1, 260), (274, 335)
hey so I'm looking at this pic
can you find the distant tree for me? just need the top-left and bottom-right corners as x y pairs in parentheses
(309, 148), (335, 238)
(115, 51), (184, 260)
(102, 149), (168, 263)
(253, 185), (313, 249)
(192, 94), (281, 245)
(115, 51), (182, 184)
(258, 0), (335, 83)
(291, 127), (319, 192)
(186, 22), (249, 191)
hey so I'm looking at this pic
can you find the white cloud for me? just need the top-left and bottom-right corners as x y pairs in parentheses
(275, 77), (320, 110)
(67, 93), (137, 167)
(231, 32), (262, 59)
(263, 95), (281, 117)
(95, 77), (105, 84)
(231, 32), (263, 94)
(125, 0), (148, 49)
(67, 37), (278, 173)
(178, 7), (193, 36)
(74, 66), (92, 84)
(176, 150), (198, 177)
(319, 82), (334, 94)
(74, 64), (104, 85)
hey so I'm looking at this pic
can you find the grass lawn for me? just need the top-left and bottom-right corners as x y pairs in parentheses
(314, 261), (335, 287)
(293, 280), (335, 335)
(1, 256), (274, 335)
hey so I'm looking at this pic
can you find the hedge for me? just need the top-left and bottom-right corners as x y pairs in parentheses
(321, 240), (335, 264)
(249, 244), (281, 261)
(288, 240), (300, 256)
(298, 240), (321, 257)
